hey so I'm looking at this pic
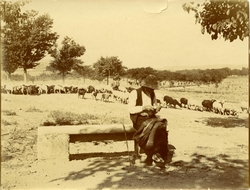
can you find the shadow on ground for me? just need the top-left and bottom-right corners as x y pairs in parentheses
(203, 116), (248, 128)
(50, 151), (248, 189)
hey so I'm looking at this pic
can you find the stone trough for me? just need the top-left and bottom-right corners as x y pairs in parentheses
(37, 124), (137, 161)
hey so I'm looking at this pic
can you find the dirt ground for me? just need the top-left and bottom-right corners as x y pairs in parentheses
(1, 92), (249, 190)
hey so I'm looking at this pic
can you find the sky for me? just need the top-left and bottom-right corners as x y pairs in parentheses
(22, 0), (248, 73)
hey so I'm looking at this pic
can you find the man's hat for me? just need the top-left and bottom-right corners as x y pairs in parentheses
(141, 74), (159, 90)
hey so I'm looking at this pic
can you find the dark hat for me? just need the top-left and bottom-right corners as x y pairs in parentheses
(141, 74), (159, 90)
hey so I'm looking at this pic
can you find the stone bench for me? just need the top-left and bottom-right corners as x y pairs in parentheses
(37, 124), (137, 161)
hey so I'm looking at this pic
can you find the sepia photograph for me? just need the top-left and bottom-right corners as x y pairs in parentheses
(1, 0), (249, 189)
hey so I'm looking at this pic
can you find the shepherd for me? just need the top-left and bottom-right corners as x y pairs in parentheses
(128, 74), (169, 167)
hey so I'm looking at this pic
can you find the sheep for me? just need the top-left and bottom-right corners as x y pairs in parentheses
(118, 86), (127, 93)
(222, 102), (241, 116)
(187, 99), (203, 111)
(202, 99), (216, 112)
(240, 101), (248, 113)
(212, 101), (224, 114)
(101, 93), (111, 102)
(163, 95), (182, 108)
(180, 97), (188, 108)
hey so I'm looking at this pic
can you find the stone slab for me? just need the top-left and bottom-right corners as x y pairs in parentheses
(37, 124), (136, 161)
(38, 124), (135, 135)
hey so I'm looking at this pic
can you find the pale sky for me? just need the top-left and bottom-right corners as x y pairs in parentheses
(23, 0), (248, 72)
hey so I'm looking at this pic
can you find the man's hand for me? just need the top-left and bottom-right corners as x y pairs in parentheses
(140, 112), (149, 117)
(155, 105), (162, 113)
(142, 105), (155, 111)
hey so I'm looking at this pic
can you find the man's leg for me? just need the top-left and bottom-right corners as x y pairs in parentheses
(134, 140), (141, 159)
(143, 150), (153, 165)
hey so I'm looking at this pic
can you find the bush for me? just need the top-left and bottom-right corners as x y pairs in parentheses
(1, 119), (17, 126)
(42, 110), (123, 126)
(2, 110), (17, 116)
(1, 125), (36, 162)
(26, 106), (43, 112)
(42, 110), (100, 126)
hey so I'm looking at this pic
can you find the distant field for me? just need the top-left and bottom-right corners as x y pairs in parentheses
(158, 76), (248, 104)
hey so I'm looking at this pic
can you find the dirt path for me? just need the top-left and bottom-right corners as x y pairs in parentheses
(1, 93), (249, 189)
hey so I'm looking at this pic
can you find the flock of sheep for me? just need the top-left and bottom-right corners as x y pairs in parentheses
(0, 83), (131, 104)
(1, 83), (248, 116)
(158, 94), (248, 116)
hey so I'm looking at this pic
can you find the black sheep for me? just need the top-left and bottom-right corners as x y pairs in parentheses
(78, 88), (87, 99)
(164, 95), (182, 108)
(202, 99), (216, 111)
(180, 97), (188, 107)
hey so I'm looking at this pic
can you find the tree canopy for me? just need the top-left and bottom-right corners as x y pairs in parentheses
(0, 0), (27, 24)
(49, 36), (86, 83)
(93, 56), (126, 84)
(183, 0), (249, 42)
(73, 64), (94, 82)
(125, 67), (156, 80)
(2, 1), (58, 82)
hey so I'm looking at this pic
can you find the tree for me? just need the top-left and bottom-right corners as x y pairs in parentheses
(0, 1), (28, 24)
(2, 5), (59, 82)
(183, 0), (249, 42)
(125, 67), (156, 81)
(49, 36), (86, 83)
(93, 56), (125, 85)
(73, 64), (94, 83)
(2, 46), (19, 81)
(1, 1), (27, 81)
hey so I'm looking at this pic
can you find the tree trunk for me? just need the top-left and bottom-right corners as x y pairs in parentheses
(8, 73), (11, 81)
(23, 68), (28, 84)
(62, 72), (65, 84)
(6, 72), (11, 81)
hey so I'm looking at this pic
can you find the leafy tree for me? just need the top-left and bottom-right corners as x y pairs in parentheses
(49, 36), (86, 83)
(240, 67), (248, 75)
(154, 70), (172, 82)
(125, 67), (156, 81)
(45, 64), (57, 73)
(0, 1), (28, 24)
(1, 1), (26, 80)
(172, 72), (186, 81)
(73, 64), (94, 83)
(183, 0), (249, 42)
(93, 56), (125, 85)
(2, 46), (19, 81)
(2, 5), (59, 82)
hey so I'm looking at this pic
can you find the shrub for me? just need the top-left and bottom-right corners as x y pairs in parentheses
(1, 119), (17, 126)
(1, 125), (36, 162)
(42, 110), (123, 126)
(2, 110), (16, 116)
(26, 106), (43, 112)
(42, 110), (100, 126)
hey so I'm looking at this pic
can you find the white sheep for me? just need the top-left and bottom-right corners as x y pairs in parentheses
(188, 99), (202, 111)
(212, 100), (224, 114)
(222, 102), (241, 116)
(240, 101), (248, 113)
